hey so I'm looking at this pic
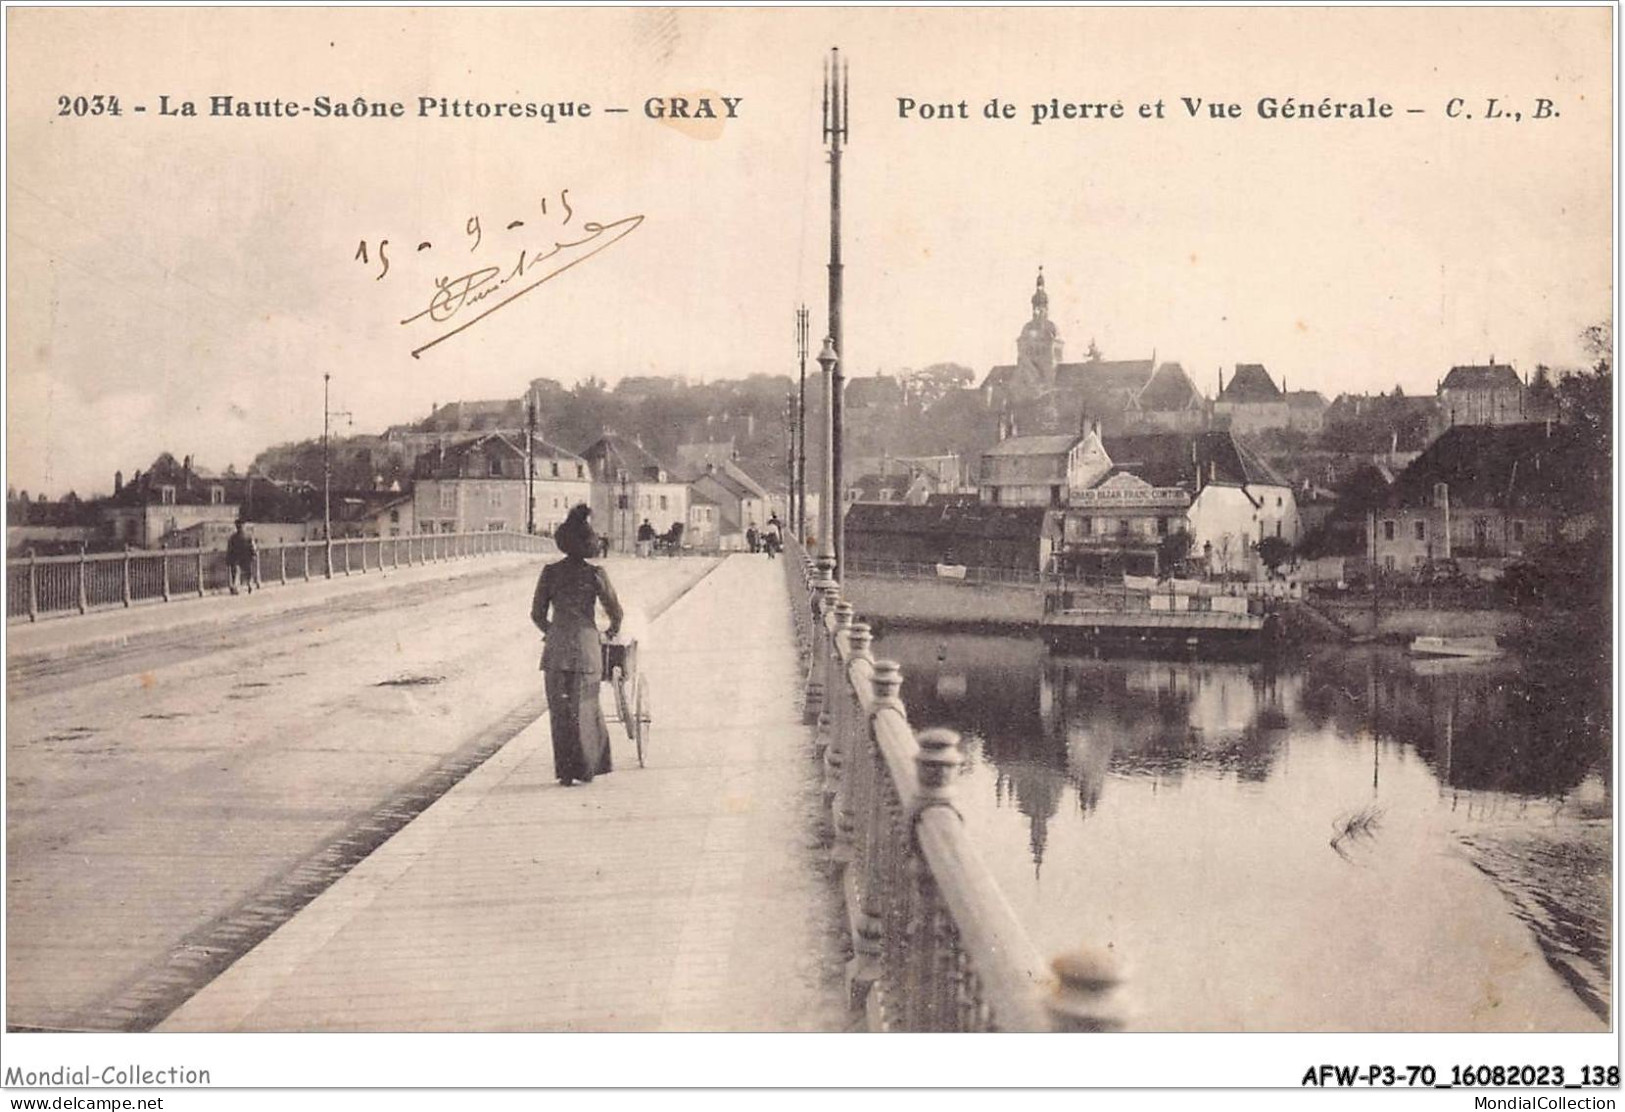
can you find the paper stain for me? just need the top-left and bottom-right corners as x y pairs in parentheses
(1296, 319), (1310, 332)
(139, 672), (156, 689)
(656, 90), (728, 141)
(723, 793), (752, 814)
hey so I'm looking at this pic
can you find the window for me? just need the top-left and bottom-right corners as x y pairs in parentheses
(1384, 555), (1396, 571)
(439, 487), (455, 510)
(160, 485), (177, 506)
(1157, 517), (1170, 536)
(488, 488), (503, 509)
(1414, 521), (1426, 541)
(389, 509), (400, 524)
(1413, 554), (1425, 567)
(1513, 521), (1525, 541)
(617, 494), (629, 510)
(488, 457), (502, 478)
(1079, 516), (1092, 536)
(1276, 521), (1282, 538)
(576, 464), (585, 479)
(659, 495), (668, 511)
(550, 461), (559, 478)
(210, 486), (225, 505)
(1382, 520), (1395, 541)
(488, 521), (505, 532)
(1118, 519), (1131, 536)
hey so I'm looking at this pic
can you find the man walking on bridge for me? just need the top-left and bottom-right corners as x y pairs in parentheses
(226, 519), (257, 595)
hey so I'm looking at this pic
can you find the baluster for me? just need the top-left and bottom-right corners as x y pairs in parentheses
(844, 622), (883, 1014)
(302, 542), (311, 581)
(121, 546), (132, 607)
(77, 548), (89, 613)
(826, 601), (856, 856)
(279, 544), (287, 584)
(954, 947), (975, 1032)
(26, 549), (37, 622)
(160, 547), (171, 602)
(1047, 948), (1129, 1032)
(343, 539), (352, 575)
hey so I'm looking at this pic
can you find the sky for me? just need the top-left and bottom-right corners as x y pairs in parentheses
(5, 7), (1614, 497)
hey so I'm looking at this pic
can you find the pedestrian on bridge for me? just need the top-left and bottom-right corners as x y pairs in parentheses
(226, 519), (257, 595)
(532, 504), (624, 787)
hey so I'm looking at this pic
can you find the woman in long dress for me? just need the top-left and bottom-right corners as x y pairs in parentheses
(531, 504), (624, 786)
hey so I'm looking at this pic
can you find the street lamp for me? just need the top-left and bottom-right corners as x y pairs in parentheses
(321, 373), (351, 578)
(816, 336), (839, 580)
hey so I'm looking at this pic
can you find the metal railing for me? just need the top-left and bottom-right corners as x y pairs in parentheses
(786, 537), (1127, 1032)
(7, 531), (552, 623)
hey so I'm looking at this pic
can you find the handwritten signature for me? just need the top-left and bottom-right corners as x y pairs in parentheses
(400, 212), (645, 358)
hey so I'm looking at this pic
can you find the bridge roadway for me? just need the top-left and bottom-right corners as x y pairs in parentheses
(8, 552), (848, 1031)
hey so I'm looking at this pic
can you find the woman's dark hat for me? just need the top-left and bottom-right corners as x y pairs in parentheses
(555, 510), (600, 558)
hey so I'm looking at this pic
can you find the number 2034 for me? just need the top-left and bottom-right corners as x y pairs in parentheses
(57, 95), (121, 116)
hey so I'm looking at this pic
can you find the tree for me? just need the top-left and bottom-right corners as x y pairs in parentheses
(1256, 535), (1293, 577)
(1156, 529), (1194, 578)
(905, 363), (976, 410)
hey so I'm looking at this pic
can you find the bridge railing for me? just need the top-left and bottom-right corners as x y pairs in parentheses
(7, 531), (552, 623)
(785, 538), (1128, 1032)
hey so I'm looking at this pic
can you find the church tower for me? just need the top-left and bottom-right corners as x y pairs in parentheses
(1016, 268), (1064, 389)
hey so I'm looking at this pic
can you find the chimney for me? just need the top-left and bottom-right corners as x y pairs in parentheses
(114, 470), (124, 495)
(1217, 367), (1223, 395)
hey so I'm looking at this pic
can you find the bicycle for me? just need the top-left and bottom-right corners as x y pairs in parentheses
(602, 636), (652, 767)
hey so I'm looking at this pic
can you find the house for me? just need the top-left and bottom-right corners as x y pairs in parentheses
(978, 424), (1110, 507)
(846, 502), (1056, 574)
(844, 373), (905, 410)
(99, 453), (241, 548)
(332, 491), (417, 538)
(689, 460), (770, 540)
(581, 435), (689, 553)
(1438, 362), (1528, 427)
(686, 489), (723, 550)
(1057, 431), (1300, 579)
(1369, 423), (1601, 576)
(1213, 364), (1290, 433)
(413, 433), (589, 535)
(1286, 390), (1329, 433)
(850, 471), (931, 505)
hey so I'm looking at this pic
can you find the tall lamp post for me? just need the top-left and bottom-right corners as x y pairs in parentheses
(321, 373), (350, 579)
(816, 336), (839, 581)
(823, 46), (849, 581)
(795, 304), (809, 540)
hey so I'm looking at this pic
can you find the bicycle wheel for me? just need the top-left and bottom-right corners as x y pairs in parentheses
(613, 666), (636, 742)
(633, 673), (651, 768)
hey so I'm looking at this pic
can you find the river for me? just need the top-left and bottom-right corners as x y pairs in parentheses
(873, 630), (1611, 1031)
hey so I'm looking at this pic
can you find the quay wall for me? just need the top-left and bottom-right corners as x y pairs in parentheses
(841, 574), (1044, 630)
(1309, 599), (1524, 640)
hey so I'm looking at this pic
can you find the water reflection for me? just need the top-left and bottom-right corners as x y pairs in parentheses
(878, 630), (1611, 1030)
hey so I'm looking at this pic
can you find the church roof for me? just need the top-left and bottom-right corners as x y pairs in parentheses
(1136, 362), (1203, 411)
(983, 433), (1081, 458)
(1441, 363), (1522, 391)
(1219, 363), (1282, 402)
(1103, 430), (1287, 489)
